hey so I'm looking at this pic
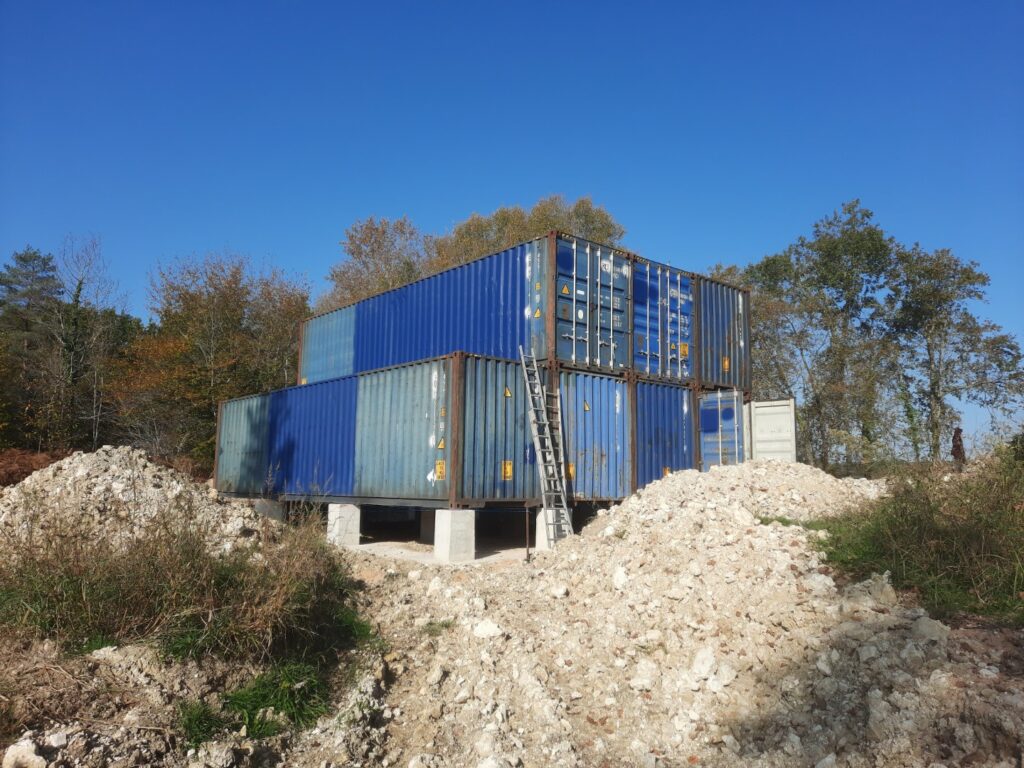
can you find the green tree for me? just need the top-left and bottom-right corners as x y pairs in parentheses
(739, 202), (897, 467)
(887, 245), (1024, 458)
(0, 246), (63, 448)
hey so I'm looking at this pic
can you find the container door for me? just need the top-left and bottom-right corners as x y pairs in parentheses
(749, 398), (797, 461)
(699, 390), (744, 470)
(632, 262), (661, 375)
(633, 264), (693, 379)
(555, 236), (630, 370)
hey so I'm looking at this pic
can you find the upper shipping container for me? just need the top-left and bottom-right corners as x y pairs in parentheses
(296, 233), (739, 388)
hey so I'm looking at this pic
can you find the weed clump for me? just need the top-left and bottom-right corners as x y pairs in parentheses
(818, 447), (1024, 623)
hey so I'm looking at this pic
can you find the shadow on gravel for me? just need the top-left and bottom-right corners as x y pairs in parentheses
(712, 609), (1024, 767)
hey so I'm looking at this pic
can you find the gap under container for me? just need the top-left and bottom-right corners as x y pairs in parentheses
(297, 232), (703, 387)
(216, 353), (648, 507)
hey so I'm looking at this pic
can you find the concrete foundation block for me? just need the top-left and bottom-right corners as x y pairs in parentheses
(434, 508), (476, 563)
(327, 503), (361, 547)
(254, 499), (286, 522)
(419, 509), (436, 543)
(535, 508), (554, 551)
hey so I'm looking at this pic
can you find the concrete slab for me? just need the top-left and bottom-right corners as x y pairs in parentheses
(434, 508), (475, 563)
(327, 503), (361, 547)
(254, 499), (286, 522)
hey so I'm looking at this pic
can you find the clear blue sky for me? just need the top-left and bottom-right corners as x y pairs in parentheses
(2, 1), (1022, 431)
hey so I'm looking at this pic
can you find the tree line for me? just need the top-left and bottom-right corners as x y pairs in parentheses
(1, 196), (1020, 474)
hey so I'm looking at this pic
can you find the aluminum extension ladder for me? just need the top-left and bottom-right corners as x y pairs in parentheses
(519, 347), (574, 546)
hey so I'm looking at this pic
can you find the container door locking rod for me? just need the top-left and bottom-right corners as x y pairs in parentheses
(519, 346), (574, 548)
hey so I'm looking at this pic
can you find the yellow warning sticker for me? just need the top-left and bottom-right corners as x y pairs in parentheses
(561, 284), (571, 295)
(535, 281), (541, 291)
(583, 400), (590, 412)
(567, 462), (576, 480)
(663, 466), (672, 477)
(435, 460), (446, 481)
(670, 343), (676, 351)
(503, 386), (512, 398)
(436, 437), (445, 450)
(680, 342), (689, 357)
(722, 356), (731, 373)
(534, 308), (541, 318)
(501, 460), (513, 480)
(439, 406), (446, 418)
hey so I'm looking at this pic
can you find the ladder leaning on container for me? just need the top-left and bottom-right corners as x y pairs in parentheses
(519, 346), (574, 547)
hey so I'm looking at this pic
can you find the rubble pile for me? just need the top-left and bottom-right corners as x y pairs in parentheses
(0, 446), (264, 548)
(363, 465), (1021, 768)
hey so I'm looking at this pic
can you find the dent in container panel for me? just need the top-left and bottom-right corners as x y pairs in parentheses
(635, 381), (694, 489)
(559, 370), (631, 499)
(215, 394), (270, 495)
(267, 376), (357, 497)
(632, 260), (693, 380)
(354, 358), (450, 500)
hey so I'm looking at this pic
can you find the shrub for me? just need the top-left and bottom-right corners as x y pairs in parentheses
(819, 447), (1024, 623)
(0, 507), (363, 661)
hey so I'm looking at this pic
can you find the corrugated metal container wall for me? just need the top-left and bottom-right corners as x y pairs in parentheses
(699, 390), (745, 470)
(635, 382), (694, 489)
(215, 394), (270, 494)
(267, 377), (358, 496)
(632, 260), (694, 380)
(354, 358), (451, 500)
(298, 306), (355, 385)
(459, 357), (538, 502)
(560, 370), (631, 499)
(350, 241), (546, 375)
(554, 236), (631, 370)
(698, 278), (752, 390)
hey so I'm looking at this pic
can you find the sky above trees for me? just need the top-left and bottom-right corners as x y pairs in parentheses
(1, 1), (1022, 437)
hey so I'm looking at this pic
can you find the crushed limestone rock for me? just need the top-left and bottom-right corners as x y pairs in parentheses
(0, 446), (265, 549)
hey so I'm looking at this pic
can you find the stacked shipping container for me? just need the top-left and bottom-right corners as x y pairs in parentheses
(217, 232), (750, 504)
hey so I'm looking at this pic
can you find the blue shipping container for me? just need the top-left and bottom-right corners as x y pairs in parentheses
(698, 278), (751, 390)
(632, 259), (694, 380)
(298, 234), (641, 385)
(699, 389), (745, 470)
(635, 381), (694, 489)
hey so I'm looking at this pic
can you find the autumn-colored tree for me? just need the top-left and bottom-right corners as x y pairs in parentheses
(318, 216), (427, 312)
(425, 194), (625, 272)
(116, 255), (309, 469)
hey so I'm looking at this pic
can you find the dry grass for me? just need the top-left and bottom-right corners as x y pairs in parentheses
(0, 506), (364, 662)
(820, 447), (1024, 623)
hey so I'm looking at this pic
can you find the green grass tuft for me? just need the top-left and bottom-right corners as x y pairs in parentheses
(421, 619), (454, 637)
(177, 700), (228, 747)
(223, 662), (329, 733)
